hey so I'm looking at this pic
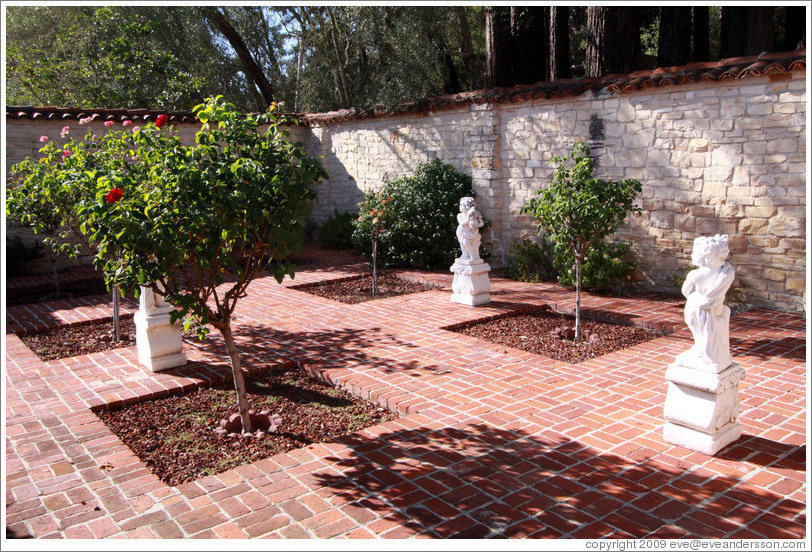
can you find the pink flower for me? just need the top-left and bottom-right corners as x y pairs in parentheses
(62, 149), (72, 158)
(79, 117), (92, 125)
(105, 188), (123, 204)
(39, 135), (49, 142)
(155, 114), (168, 128)
(122, 120), (132, 127)
(104, 121), (114, 127)
(60, 126), (70, 137)
(132, 126), (140, 132)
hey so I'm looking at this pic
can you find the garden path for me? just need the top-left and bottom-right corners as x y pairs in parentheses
(4, 246), (806, 539)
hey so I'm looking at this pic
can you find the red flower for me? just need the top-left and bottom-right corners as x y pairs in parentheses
(155, 114), (169, 128)
(105, 188), (124, 204)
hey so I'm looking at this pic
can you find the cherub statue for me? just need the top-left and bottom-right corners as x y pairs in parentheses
(677, 234), (736, 372)
(456, 197), (484, 264)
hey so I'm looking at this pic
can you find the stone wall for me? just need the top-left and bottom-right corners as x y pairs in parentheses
(5, 65), (806, 310)
(302, 72), (806, 311)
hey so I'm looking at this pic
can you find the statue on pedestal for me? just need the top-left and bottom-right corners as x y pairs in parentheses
(450, 197), (490, 306)
(663, 233), (744, 455)
(677, 234), (736, 372)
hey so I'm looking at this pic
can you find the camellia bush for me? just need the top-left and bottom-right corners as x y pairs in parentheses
(522, 141), (641, 340)
(8, 96), (327, 433)
(352, 159), (480, 269)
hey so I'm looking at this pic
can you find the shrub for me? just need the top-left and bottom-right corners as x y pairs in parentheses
(5, 235), (42, 277)
(352, 159), (479, 269)
(316, 210), (357, 250)
(552, 239), (636, 292)
(504, 239), (556, 283)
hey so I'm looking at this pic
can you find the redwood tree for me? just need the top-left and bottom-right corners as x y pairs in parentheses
(657, 7), (692, 67)
(585, 6), (639, 77)
(548, 6), (571, 80)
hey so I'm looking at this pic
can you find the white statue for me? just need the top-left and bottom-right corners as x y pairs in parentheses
(676, 234), (736, 372)
(450, 197), (490, 306)
(456, 197), (484, 264)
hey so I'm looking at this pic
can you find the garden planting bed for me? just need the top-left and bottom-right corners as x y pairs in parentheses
(292, 273), (440, 304)
(451, 306), (662, 364)
(97, 362), (397, 486)
(19, 317), (137, 361)
(6, 277), (110, 307)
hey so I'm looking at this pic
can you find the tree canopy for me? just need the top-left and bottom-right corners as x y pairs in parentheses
(5, 6), (805, 113)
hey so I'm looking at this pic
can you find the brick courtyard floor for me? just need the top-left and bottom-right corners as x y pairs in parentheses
(4, 246), (807, 540)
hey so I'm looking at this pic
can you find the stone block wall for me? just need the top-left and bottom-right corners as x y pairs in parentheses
(5, 67), (806, 310)
(302, 72), (806, 311)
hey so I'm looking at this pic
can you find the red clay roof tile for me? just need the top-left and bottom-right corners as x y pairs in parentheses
(6, 49), (805, 126)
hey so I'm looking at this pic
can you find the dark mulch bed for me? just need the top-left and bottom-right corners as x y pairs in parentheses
(454, 306), (661, 364)
(6, 277), (111, 307)
(295, 273), (440, 304)
(97, 363), (397, 486)
(20, 317), (136, 361)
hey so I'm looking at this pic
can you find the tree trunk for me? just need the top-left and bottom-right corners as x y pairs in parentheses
(744, 7), (774, 56)
(574, 249), (582, 342)
(201, 6), (275, 107)
(486, 6), (513, 87)
(720, 6), (775, 59)
(549, 6), (571, 80)
(371, 230), (379, 295)
(220, 322), (253, 434)
(511, 6), (548, 84)
(691, 6), (710, 62)
(782, 6), (806, 51)
(719, 7), (749, 59)
(586, 6), (638, 77)
(657, 7), (692, 67)
(113, 286), (120, 343)
(441, 52), (462, 94)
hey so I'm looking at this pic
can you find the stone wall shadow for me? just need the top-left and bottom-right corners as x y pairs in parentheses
(310, 422), (806, 539)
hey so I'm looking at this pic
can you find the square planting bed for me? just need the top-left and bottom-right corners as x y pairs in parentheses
(95, 361), (398, 486)
(291, 273), (441, 304)
(447, 305), (663, 364)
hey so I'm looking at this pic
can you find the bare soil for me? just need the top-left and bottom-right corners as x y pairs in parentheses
(294, 273), (440, 304)
(453, 306), (661, 364)
(20, 317), (136, 361)
(97, 363), (397, 486)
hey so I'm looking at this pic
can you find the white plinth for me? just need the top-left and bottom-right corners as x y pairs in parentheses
(450, 259), (491, 306)
(135, 309), (186, 372)
(663, 360), (745, 455)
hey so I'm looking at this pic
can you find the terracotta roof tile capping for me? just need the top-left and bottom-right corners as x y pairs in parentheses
(6, 49), (805, 126)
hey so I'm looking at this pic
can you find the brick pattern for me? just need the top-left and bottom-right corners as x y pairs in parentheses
(4, 246), (806, 539)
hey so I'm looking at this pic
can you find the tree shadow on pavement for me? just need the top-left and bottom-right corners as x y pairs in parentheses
(310, 422), (806, 539)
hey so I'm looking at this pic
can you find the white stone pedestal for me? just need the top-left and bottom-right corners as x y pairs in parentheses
(663, 360), (745, 455)
(135, 286), (186, 372)
(450, 260), (491, 306)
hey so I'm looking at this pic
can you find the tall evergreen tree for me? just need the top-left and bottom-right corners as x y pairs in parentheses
(548, 6), (571, 80)
(657, 7), (692, 67)
(585, 7), (638, 77)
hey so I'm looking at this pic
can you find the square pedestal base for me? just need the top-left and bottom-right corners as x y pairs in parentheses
(663, 361), (744, 455)
(135, 312), (187, 372)
(450, 260), (491, 307)
(663, 421), (742, 456)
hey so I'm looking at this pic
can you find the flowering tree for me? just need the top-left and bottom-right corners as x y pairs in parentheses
(522, 141), (641, 341)
(355, 192), (393, 293)
(8, 97), (327, 433)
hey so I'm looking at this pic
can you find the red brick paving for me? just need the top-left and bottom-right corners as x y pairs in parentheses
(3, 246), (807, 539)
